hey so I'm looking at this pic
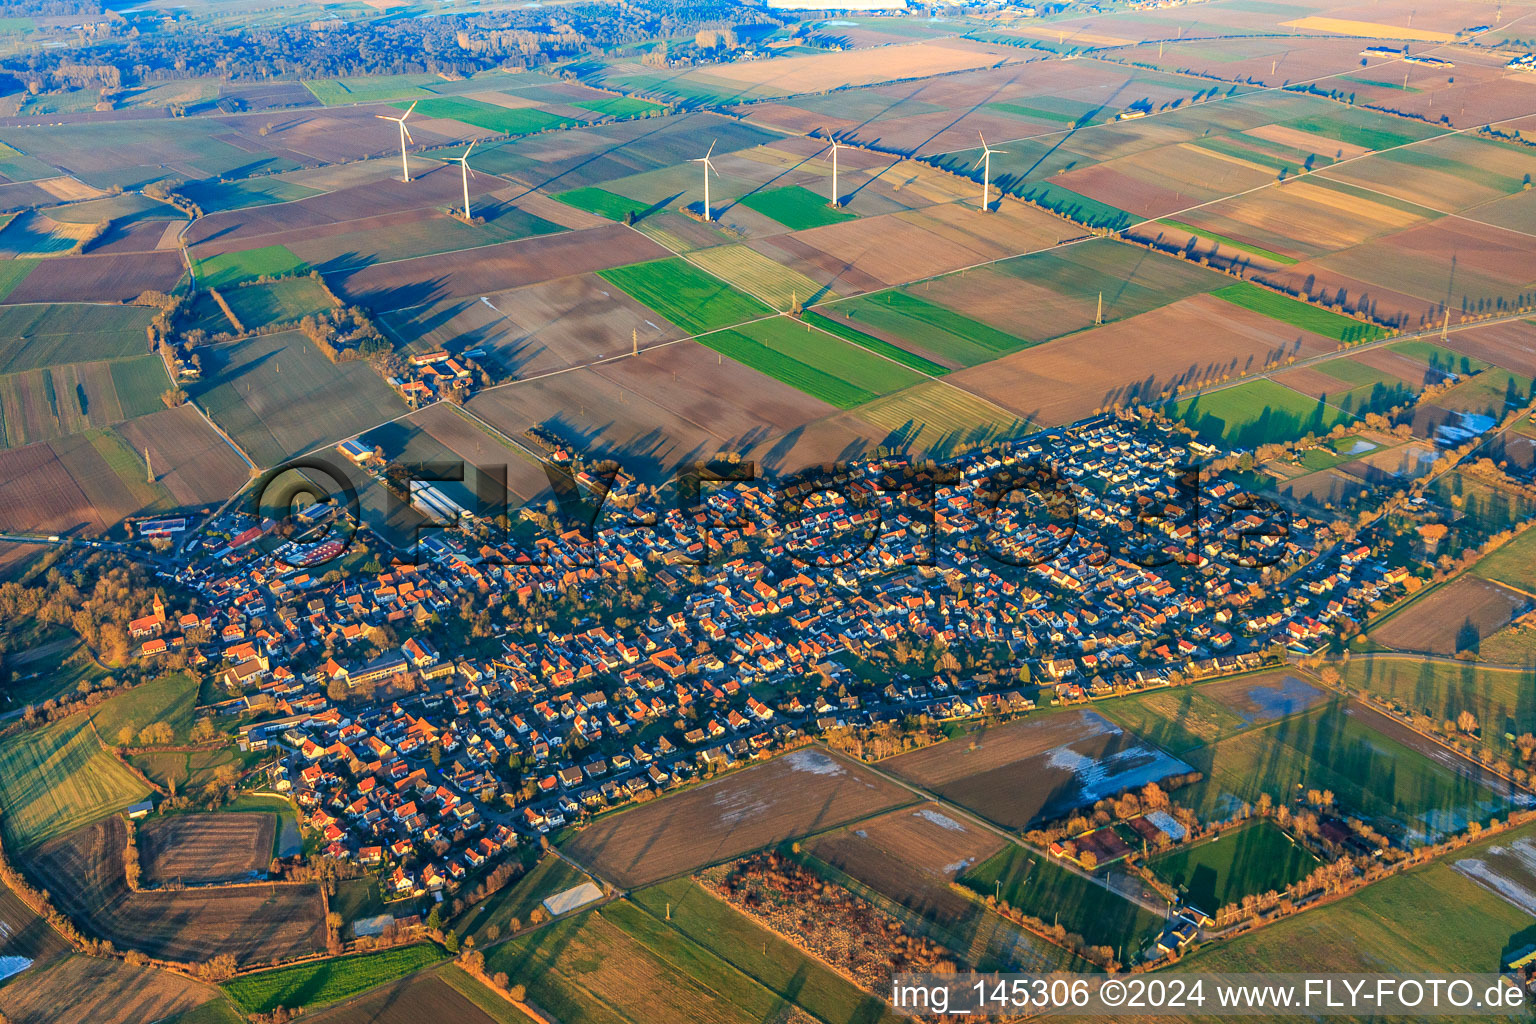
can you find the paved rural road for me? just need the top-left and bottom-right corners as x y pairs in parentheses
(817, 741), (1173, 919)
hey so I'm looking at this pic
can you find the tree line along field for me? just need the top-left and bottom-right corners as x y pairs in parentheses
(455, 852), (588, 945)
(1208, 282), (1386, 344)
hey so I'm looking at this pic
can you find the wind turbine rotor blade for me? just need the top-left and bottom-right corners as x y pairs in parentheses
(402, 124), (414, 143)
(706, 139), (717, 159)
(402, 100), (418, 119)
(464, 139), (476, 158)
(972, 153), (987, 171)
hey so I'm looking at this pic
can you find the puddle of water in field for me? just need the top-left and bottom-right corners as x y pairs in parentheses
(783, 749), (845, 776)
(916, 808), (966, 832)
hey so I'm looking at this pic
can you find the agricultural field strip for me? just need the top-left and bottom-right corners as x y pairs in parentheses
(658, 235), (1025, 419)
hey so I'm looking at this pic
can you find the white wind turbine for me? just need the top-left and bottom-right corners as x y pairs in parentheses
(973, 131), (1007, 212)
(829, 137), (843, 208)
(452, 140), (477, 219)
(376, 100), (418, 183)
(693, 139), (718, 222)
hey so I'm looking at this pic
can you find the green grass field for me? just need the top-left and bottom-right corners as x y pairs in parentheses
(0, 714), (149, 849)
(224, 944), (446, 1014)
(1175, 378), (1353, 447)
(90, 673), (200, 747)
(393, 97), (576, 135)
(193, 245), (309, 289)
(1096, 687), (1252, 756)
(0, 258), (36, 302)
(802, 312), (947, 376)
(700, 317), (925, 408)
(1284, 108), (1439, 153)
(960, 845), (1165, 951)
(1147, 820), (1320, 913)
(832, 291), (1034, 367)
(1211, 282), (1384, 343)
(630, 878), (903, 1024)
(0, 304), (156, 375)
(1155, 219), (1299, 265)
(221, 277), (335, 330)
(1474, 527), (1536, 592)
(110, 354), (172, 419)
(1390, 339), (1489, 377)
(599, 257), (771, 334)
(553, 186), (651, 222)
(739, 185), (855, 231)
(1437, 368), (1531, 418)
(988, 98), (1103, 126)
(178, 178), (323, 214)
(302, 74), (442, 106)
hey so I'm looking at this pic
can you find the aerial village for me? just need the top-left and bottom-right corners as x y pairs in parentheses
(128, 414), (1408, 902)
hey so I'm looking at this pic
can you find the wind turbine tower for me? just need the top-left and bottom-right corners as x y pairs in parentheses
(973, 132), (1007, 212)
(693, 140), (718, 222)
(829, 138), (842, 208)
(452, 140), (478, 219)
(375, 100), (418, 183)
